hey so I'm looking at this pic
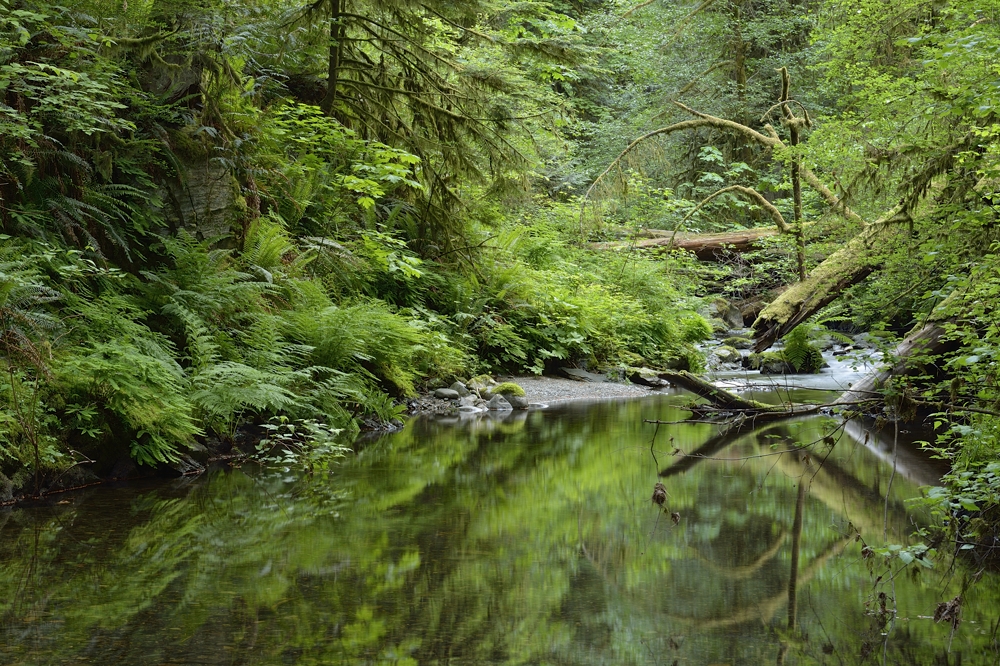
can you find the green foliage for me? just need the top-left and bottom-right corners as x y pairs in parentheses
(56, 342), (200, 466)
(253, 417), (349, 475)
(780, 325), (825, 374)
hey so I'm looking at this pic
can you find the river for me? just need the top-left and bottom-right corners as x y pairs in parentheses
(1, 389), (996, 665)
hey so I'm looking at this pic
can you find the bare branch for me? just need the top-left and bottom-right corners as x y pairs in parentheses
(677, 185), (789, 232)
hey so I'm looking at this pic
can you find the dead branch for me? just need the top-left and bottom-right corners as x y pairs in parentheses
(622, 0), (657, 18)
(677, 184), (790, 232)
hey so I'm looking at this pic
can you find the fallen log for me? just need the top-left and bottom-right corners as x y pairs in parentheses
(751, 224), (898, 352)
(836, 293), (960, 409)
(659, 370), (816, 414)
(590, 227), (782, 260)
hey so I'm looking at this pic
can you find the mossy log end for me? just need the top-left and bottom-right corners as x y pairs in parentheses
(591, 228), (781, 260)
(751, 226), (895, 352)
(660, 370), (775, 410)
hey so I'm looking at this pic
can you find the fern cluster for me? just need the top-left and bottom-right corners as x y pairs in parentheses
(780, 325), (825, 374)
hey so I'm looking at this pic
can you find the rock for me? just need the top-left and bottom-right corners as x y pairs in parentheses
(449, 381), (471, 397)
(434, 388), (461, 400)
(721, 336), (753, 350)
(560, 367), (607, 383)
(467, 375), (495, 393)
(760, 359), (794, 374)
(458, 395), (477, 407)
(108, 456), (139, 481)
(662, 355), (692, 371)
(486, 394), (513, 411)
(708, 317), (731, 336)
(714, 299), (745, 329)
(714, 345), (741, 363)
(161, 156), (243, 241)
(458, 405), (482, 414)
(506, 395), (529, 409)
(628, 367), (669, 387)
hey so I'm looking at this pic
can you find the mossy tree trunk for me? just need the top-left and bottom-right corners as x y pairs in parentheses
(751, 224), (898, 352)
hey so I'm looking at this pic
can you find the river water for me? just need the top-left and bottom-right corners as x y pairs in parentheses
(1, 390), (997, 665)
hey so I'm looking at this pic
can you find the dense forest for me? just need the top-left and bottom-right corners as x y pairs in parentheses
(1, 0), (1000, 548)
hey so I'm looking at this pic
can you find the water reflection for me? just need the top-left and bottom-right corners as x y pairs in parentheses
(0, 395), (994, 664)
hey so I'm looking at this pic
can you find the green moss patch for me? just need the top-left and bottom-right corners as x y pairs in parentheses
(493, 381), (525, 397)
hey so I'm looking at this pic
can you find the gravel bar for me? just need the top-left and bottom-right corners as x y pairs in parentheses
(500, 375), (663, 406)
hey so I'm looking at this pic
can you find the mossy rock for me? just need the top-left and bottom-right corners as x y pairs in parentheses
(715, 345), (741, 363)
(493, 381), (526, 397)
(708, 317), (730, 333)
(722, 336), (753, 350)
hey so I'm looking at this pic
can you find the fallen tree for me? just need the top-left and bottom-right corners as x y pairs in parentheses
(836, 292), (960, 409)
(750, 210), (908, 352)
(590, 227), (783, 260)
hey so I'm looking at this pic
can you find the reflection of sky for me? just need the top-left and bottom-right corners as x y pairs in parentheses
(0, 394), (989, 665)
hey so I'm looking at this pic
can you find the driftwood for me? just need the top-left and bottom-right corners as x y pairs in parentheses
(659, 370), (820, 416)
(590, 227), (782, 260)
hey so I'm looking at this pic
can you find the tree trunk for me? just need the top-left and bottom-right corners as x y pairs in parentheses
(752, 224), (896, 352)
(320, 0), (345, 117)
(836, 294), (959, 408)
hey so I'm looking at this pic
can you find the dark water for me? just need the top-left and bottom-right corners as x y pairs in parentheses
(1, 392), (996, 665)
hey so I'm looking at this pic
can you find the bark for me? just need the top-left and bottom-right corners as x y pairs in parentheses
(320, 0), (345, 117)
(659, 370), (782, 412)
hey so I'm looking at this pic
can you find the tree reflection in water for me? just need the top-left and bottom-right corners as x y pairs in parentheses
(0, 394), (994, 664)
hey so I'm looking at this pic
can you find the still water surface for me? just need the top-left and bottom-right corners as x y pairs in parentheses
(1, 391), (997, 664)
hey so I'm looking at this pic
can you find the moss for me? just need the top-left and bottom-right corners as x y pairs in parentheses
(722, 336), (753, 349)
(715, 345), (741, 361)
(708, 317), (729, 333)
(867, 329), (895, 339)
(469, 374), (494, 386)
(493, 381), (525, 397)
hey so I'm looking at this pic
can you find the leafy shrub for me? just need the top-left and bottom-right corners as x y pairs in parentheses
(56, 342), (200, 466)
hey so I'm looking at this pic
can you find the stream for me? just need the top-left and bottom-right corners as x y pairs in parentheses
(1, 386), (997, 665)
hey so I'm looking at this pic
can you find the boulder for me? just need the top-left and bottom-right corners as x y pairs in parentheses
(714, 345), (741, 363)
(467, 375), (495, 393)
(450, 381), (471, 397)
(434, 388), (461, 400)
(486, 394), (513, 411)
(560, 367), (607, 383)
(458, 395), (478, 407)
(628, 367), (669, 387)
(506, 395), (529, 409)
(714, 299), (745, 329)
(721, 336), (753, 350)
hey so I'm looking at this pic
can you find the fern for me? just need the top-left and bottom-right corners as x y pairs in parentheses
(781, 325), (824, 373)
